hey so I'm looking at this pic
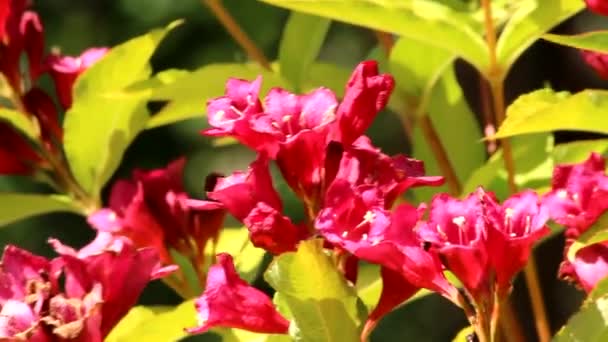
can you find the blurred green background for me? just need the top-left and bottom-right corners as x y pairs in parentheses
(2, 1), (608, 341)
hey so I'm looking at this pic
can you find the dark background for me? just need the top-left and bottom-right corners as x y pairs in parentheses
(1, 1), (607, 341)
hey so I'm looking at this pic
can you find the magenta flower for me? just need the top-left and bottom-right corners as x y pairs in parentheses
(208, 155), (304, 254)
(187, 253), (290, 335)
(543, 153), (608, 236)
(46, 47), (108, 109)
(543, 153), (608, 291)
(483, 190), (550, 294)
(316, 180), (456, 298)
(0, 238), (167, 341)
(50, 238), (168, 338)
(582, 50), (608, 80)
(88, 158), (226, 265)
(564, 242), (608, 292)
(585, 0), (608, 16)
(330, 136), (443, 209)
(203, 61), (394, 206)
(420, 190), (491, 300)
(334, 61), (394, 146)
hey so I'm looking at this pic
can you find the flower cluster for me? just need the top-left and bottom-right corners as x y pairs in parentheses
(543, 153), (608, 292)
(188, 61), (552, 340)
(87, 158), (226, 295)
(0, 0), (107, 175)
(0, 236), (171, 341)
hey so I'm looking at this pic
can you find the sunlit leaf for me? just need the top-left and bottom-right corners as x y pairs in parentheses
(567, 213), (608, 261)
(258, 0), (488, 71)
(265, 239), (365, 342)
(553, 139), (608, 164)
(554, 293), (608, 341)
(494, 88), (608, 139)
(0, 193), (81, 226)
(496, 0), (584, 73)
(279, 12), (330, 91)
(106, 299), (196, 341)
(63, 21), (180, 199)
(0, 108), (39, 141)
(462, 133), (554, 200)
(544, 31), (608, 54)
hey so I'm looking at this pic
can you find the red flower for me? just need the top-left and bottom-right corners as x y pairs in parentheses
(316, 180), (456, 298)
(420, 190), (491, 300)
(484, 190), (550, 294)
(46, 47), (108, 109)
(208, 155), (305, 254)
(203, 61), (395, 206)
(187, 253), (290, 335)
(543, 153), (608, 236)
(582, 50), (608, 80)
(0, 123), (42, 175)
(329, 136), (443, 209)
(334, 60), (394, 146)
(585, 0), (608, 16)
(0, 239), (168, 341)
(88, 158), (226, 265)
(544, 153), (608, 291)
(51, 237), (168, 338)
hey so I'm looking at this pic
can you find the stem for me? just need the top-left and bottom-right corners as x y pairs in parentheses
(202, 0), (271, 70)
(481, 1), (549, 341)
(418, 115), (461, 196)
(374, 30), (394, 55)
(479, 77), (497, 154)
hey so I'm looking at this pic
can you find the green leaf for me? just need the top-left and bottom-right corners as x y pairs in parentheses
(544, 31), (608, 54)
(553, 139), (608, 165)
(554, 294), (608, 341)
(0, 108), (39, 141)
(258, 0), (488, 71)
(0, 193), (81, 227)
(302, 62), (351, 97)
(265, 239), (365, 342)
(63, 21), (180, 199)
(106, 299), (196, 342)
(214, 328), (291, 342)
(170, 249), (203, 296)
(494, 88), (608, 139)
(496, 0), (584, 73)
(567, 212), (608, 261)
(452, 325), (475, 342)
(279, 12), (330, 91)
(462, 133), (554, 199)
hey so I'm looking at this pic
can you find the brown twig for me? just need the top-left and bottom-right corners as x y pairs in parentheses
(418, 115), (462, 196)
(374, 30), (394, 55)
(202, 0), (271, 70)
(481, 0), (546, 341)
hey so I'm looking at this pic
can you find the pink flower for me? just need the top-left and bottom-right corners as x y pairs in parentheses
(0, 239), (167, 341)
(334, 60), (394, 146)
(419, 190), (491, 300)
(316, 180), (456, 298)
(203, 61), (395, 207)
(46, 47), (108, 109)
(329, 136), (443, 209)
(585, 0), (608, 16)
(544, 153), (608, 291)
(208, 155), (305, 254)
(543, 153), (608, 236)
(88, 158), (226, 265)
(187, 253), (290, 335)
(582, 50), (608, 80)
(484, 190), (550, 294)
(563, 242), (608, 292)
